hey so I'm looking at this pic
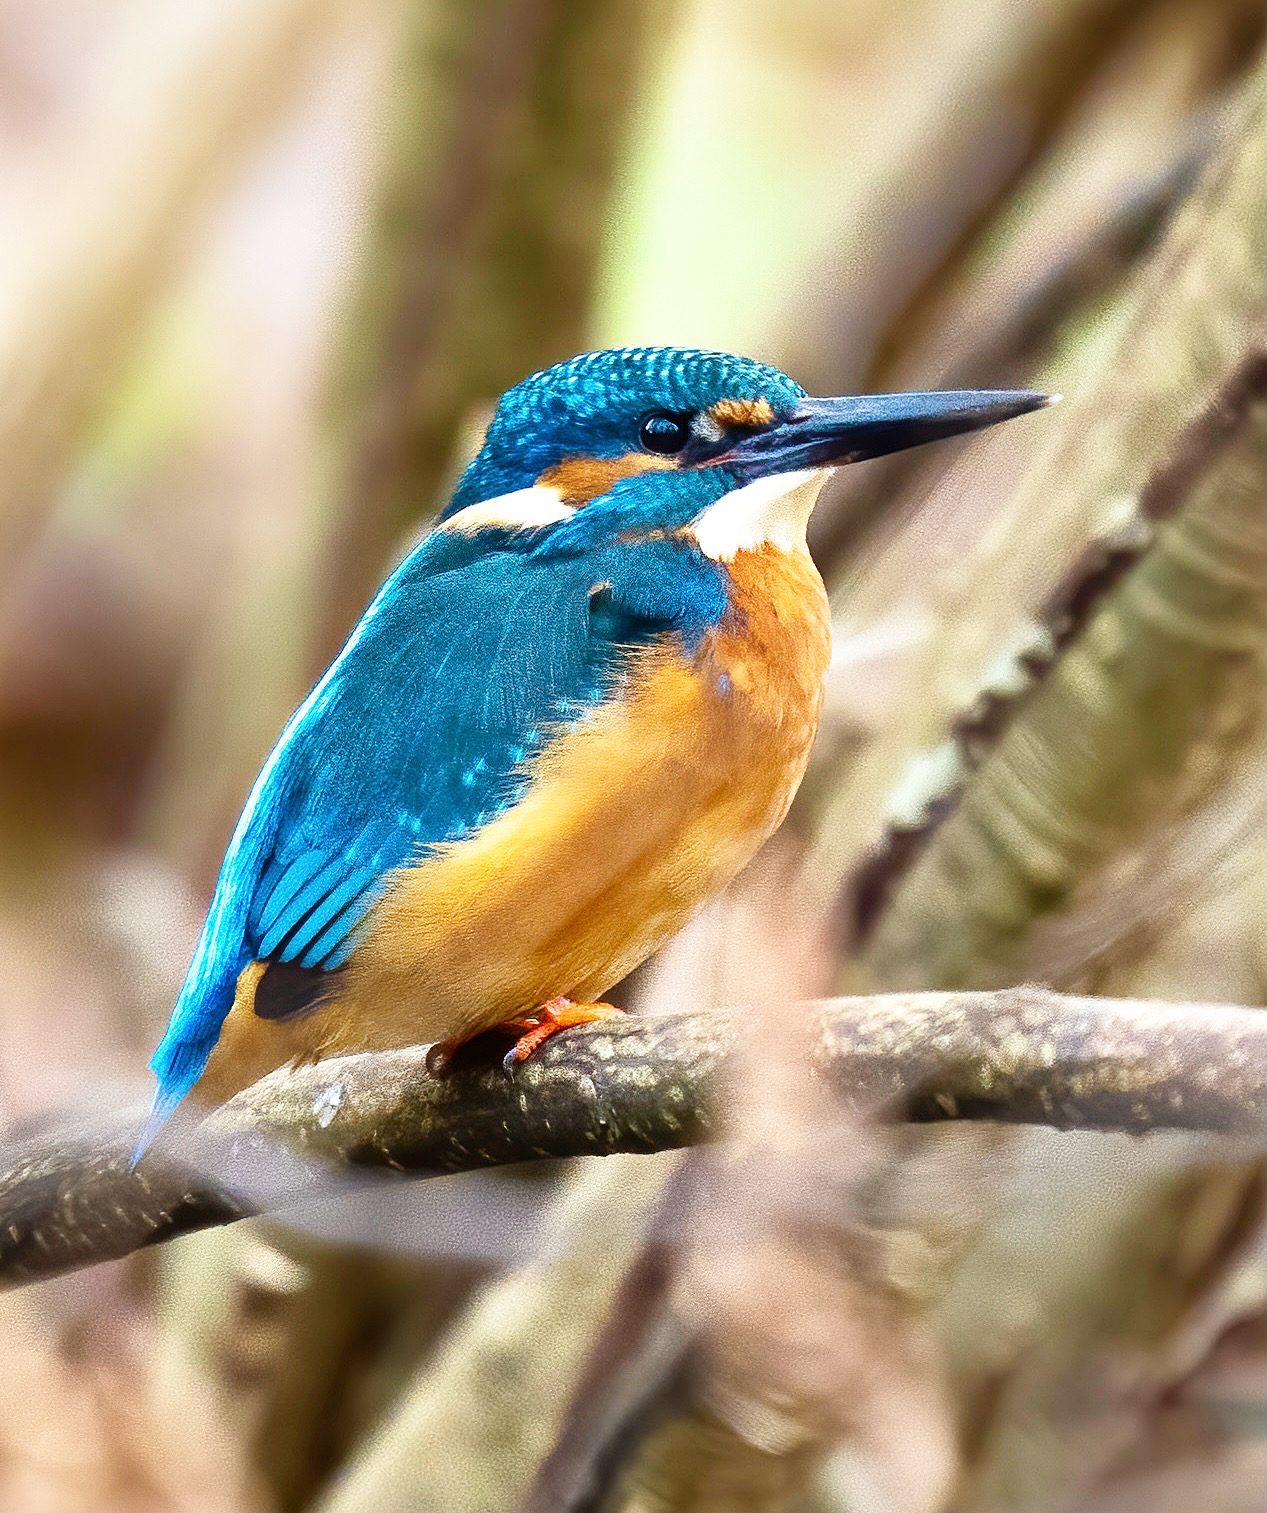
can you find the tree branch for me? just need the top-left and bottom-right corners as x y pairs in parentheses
(1, 988), (1261, 1290)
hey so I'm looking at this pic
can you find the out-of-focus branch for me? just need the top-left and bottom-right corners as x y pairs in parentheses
(0, 0), (354, 577)
(1, 989), (1261, 1290)
(850, 350), (1267, 943)
(811, 64), (1266, 909)
(844, 70), (1267, 989)
(861, 339), (1266, 989)
(315, 0), (663, 661)
(808, 0), (1260, 577)
(318, 1153), (688, 1513)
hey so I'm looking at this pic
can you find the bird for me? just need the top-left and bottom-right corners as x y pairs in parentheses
(141, 346), (1053, 1151)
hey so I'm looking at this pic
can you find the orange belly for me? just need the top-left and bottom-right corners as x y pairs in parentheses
(197, 542), (830, 1099)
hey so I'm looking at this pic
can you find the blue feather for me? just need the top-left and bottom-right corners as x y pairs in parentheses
(256, 857), (351, 958)
(299, 892), (371, 969)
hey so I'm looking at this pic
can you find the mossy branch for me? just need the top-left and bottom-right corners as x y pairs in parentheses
(1, 988), (1261, 1290)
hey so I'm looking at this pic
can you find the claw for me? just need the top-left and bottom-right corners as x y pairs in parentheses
(501, 997), (624, 1073)
(428, 998), (625, 1079)
(425, 1039), (459, 1076)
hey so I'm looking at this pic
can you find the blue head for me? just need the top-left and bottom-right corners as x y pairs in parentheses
(448, 348), (803, 512)
(443, 346), (1053, 553)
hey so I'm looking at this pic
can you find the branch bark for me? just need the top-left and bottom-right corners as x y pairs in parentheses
(1, 988), (1261, 1291)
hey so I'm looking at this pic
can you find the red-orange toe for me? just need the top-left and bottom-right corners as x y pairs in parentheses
(501, 997), (624, 1071)
(425, 998), (624, 1077)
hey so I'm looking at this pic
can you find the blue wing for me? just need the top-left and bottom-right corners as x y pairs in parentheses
(145, 516), (727, 1131)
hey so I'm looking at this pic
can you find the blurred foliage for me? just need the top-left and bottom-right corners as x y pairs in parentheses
(0, 1), (1262, 1511)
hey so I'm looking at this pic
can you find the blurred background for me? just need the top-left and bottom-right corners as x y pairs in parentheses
(0, 0), (1263, 1509)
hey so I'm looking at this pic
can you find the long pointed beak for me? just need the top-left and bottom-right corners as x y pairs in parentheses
(721, 389), (1058, 481)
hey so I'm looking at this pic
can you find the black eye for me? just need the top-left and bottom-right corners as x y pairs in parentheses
(638, 411), (691, 455)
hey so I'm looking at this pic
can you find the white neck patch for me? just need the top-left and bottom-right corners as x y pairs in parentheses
(440, 485), (574, 535)
(689, 468), (828, 561)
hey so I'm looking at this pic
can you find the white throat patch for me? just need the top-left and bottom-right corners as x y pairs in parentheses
(441, 485), (575, 535)
(689, 469), (828, 561)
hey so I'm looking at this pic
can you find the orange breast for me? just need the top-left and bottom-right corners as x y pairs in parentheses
(198, 542), (831, 1094)
(346, 541), (829, 1045)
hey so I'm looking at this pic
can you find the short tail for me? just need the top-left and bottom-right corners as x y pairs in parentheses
(131, 1084), (193, 1165)
(133, 952), (247, 1165)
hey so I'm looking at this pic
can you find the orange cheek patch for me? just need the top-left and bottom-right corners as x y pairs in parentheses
(710, 397), (775, 429)
(538, 451), (676, 504)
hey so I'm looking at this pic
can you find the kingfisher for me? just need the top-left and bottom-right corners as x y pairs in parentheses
(142, 347), (1051, 1149)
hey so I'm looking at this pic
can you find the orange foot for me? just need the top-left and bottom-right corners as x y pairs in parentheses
(499, 997), (624, 1073)
(424, 998), (624, 1077)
